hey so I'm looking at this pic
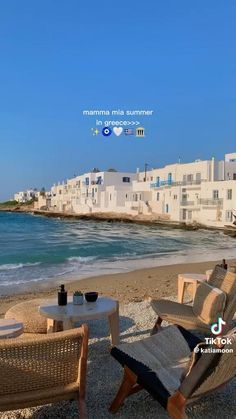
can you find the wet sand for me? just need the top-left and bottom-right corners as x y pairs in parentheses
(0, 259), (232, 317)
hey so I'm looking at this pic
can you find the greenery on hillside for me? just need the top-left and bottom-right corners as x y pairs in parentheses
(0, 200), (18, 206)
(0, 199), (35, 207)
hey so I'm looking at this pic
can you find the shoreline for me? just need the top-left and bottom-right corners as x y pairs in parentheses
(1, 206), (236, 236)
(1, 258), (235, 317)
(0, 205), (225, 231)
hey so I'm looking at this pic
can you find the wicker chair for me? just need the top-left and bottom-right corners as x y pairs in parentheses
(0, 325), (88, 418)
(109, 325), (236, 418)
(150, 266), (236, 334)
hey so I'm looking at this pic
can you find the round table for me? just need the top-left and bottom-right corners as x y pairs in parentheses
(0, 319), (24, 339)
(178, 273), (207, 303)
(39, 297), (120, 346)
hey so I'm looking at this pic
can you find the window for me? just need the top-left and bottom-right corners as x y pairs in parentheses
(168, 173), (172, 185)
(174, 195), (178, 200)
(122, 177), (130, 183)
(213, 190), (219, 199)
(233, 173), (236, 180)
(96, 176), (102, 185)
(156, 176), (160, 186)
(226, 211), (233, 222)
(188, 210), (192, 220)
(182, 209), (187, 220)
(85, 177), (89, 186)
(166, 204), (169, 213)
(150, 177), (153, 181)
(156, 192), (160, 201)
(125, 194), (128, 199)
(140, 194), (142, 200)
(196, 173), (201, 183)
(187, 174), (193, 183)
(227, 189), (232, 200)
(110, 194), (112, 201)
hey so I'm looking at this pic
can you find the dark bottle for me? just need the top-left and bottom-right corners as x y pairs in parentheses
(58, 284), (67, 306)
(221, 259), (228, 270)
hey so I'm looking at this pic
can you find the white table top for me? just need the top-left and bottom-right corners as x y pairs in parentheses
(178, 273), (207, 282)
(39, 296), (118, 322)
(206, 269), (213, 279)
(0, 319), (24, 339)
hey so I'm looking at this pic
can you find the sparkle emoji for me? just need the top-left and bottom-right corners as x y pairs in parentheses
(91, 128), (100, 136)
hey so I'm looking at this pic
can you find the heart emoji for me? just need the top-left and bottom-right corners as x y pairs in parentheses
(113, 127), (123, 136)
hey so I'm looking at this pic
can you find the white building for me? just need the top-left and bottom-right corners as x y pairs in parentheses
(34, 192), (52, 210)
(138, 153), (236, 227)
(27, 152), (236, 229)
(50, 170), (138, 214)
(14, 189), (40, 203)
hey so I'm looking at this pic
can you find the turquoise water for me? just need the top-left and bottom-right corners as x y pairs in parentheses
(0, 212), (236, 295)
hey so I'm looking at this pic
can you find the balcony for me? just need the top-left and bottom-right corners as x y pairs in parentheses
(150, 180), (203, 189)
(81, 192), (92, 197)
(180, 201), (195, 206)
(150, 180), (172, 188)
(198, 198), (223, 207)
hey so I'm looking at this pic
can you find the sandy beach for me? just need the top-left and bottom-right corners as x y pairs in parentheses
(0, 258), (232, 317)
(0, 258), (235, 418)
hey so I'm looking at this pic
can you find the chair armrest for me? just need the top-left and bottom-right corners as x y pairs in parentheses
(179, 349), (219, 399)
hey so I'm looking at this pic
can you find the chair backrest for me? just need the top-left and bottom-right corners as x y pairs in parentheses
(207, 265), (227, 288)
(179, 328), (236, 400)
(208, 265), (236, 322)
(0, 325), (88, 396)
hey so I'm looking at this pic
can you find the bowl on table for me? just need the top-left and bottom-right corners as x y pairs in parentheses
(84, 292), (98, 302)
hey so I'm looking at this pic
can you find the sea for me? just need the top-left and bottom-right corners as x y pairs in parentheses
(0, 211), (236, 296)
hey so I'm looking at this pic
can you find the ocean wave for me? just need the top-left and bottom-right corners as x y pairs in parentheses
(67, 256), (97, 264)
(0, 262), (41, 271)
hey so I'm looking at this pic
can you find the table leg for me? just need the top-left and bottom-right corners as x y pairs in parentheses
(62, 318), (74, 331)
(47, 318), (54, 333)
(178, 277), (185, 303)
(192, 280), (198, 302)
(109, 301), (120, 346)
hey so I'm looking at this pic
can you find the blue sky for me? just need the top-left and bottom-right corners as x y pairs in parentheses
(0, 1), (236, 200)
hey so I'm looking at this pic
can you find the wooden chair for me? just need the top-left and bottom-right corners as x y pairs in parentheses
(109, 325), (236, 418)
(0, 325), (89, 418)
(150, 266), (236, 334)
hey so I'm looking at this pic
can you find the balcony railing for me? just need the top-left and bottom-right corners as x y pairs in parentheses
(180, 201), (195, 206)
(150, 180), (203, 189)
(150, 180), (172, 188)
(198, 198), (223, 206)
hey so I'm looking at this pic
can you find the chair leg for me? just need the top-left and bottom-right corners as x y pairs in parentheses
(109, 367), (138, 413)
(167, 391), (187, 419)
(150, 316), (163, 335)
(78, 397), (87, 419)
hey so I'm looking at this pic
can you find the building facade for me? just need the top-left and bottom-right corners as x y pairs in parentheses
(21, 152), (236, 228)
(14, 189), (40, 203)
